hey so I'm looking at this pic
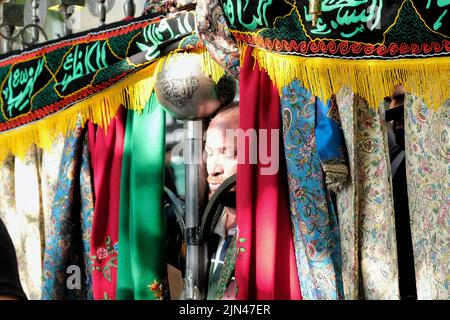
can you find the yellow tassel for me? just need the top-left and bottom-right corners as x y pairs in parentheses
(0, 48), (227, 163)
(0, 60), (161, 163)
(154, 48), (226, 83)
(247, 45), (450, 111)
(200, 49), (225, 83)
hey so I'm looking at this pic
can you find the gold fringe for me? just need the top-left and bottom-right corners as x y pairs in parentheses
(0, 61), (161, 163)
(0, 47), (228, 163)
(200, 49), (226, 83)
(149, 47), (226, 83)
(249, 45), (450, 110)
(154, 47), (226, 83)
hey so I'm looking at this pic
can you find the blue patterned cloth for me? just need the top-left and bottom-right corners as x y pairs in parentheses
(281, 79), (344, 300)
(42, 122), (94, 300)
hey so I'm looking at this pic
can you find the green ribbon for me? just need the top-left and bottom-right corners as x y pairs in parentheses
(117, 94), (167, 300)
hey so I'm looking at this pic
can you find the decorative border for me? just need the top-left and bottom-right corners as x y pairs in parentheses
(0, 20), (156, 67)
(0, 70), (132, 132)
(232, 31), (450, 59)
(229, 0), (450, 59)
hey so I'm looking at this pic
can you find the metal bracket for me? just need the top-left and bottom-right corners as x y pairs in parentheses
(185, 226), (202, 245)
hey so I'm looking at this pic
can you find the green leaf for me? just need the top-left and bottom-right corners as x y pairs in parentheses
(109, 256), (118, 266)
(103, 267), (111, 282)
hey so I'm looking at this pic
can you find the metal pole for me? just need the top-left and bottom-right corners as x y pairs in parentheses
(31, 0), (40, 43)
(1, 25), (14, 53)
(184, 120), (208, 300)
(58, 5), (72, 36)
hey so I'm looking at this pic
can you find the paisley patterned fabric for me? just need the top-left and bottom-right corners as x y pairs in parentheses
(42, 121), (94, 300)
(41, 135), (66, 243)
(196, 0), (240, 79)
(335, 86), (400, 300)
(0, 147), (44, 300)
(405, 95), (450, 300)
(281, 79), (344, 300)
(143, 0), (173, 15)
(0, 135), (67, 300)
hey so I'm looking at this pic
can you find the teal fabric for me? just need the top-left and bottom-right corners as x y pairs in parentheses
(281, 79), (344, 299)
(42, 121), (94, 300)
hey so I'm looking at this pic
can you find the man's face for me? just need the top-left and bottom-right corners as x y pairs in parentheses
(205, 112), (238, 195)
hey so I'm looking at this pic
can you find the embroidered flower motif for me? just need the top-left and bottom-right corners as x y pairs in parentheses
(413, 101), (428, 123)
(236, 237), (247, 259)
(423, 185), (436, 201)
(307, 243), (317, 259)
(91, 236), (118, 284)
(113, 242), (119, 253)
(148, 279), (163, 300)
(374, 161), (385, 178)
(97, 247), (108, 260)
(299, 220), (308, 235)
(360, 138), (379, 154)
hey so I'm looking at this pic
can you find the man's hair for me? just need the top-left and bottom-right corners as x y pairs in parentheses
(211, 101), (239, 121)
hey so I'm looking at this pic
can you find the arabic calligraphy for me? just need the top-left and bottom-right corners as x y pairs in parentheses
(222, 0), (273, 31)
(137, 12), (194, 61)
(158, 76), (200, 109)
(1, 58), (47, 118)
(425, 0), (450, 31)
(55, 41), (109, 95)
(303, 0), (383, 39)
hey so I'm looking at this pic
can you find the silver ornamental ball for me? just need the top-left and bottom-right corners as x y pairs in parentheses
(155, 53), (236, 120)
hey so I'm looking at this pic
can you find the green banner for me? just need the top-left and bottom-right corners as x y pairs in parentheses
(225, 0), (450, 59)
(0, 11), (199, 134)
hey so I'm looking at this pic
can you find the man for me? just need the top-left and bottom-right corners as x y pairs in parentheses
(204, 101), (239, 300)
(0, 218), (27, 300)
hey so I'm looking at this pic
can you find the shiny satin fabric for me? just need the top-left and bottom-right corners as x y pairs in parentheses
(235, 47), (302, 300)
(116, 96), (168, 300)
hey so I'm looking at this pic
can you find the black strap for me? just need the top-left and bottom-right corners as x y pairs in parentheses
(391, 150), (405, 177)
(201, 174), (237, 242)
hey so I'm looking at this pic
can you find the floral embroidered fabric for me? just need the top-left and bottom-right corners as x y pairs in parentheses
(281, 79), (344, 300)
(195, 0), (240, 79)
(405, 95), (450, 300)
(0, 147), (43, 300)
(335, 86), (400, 300)
(42, 121), (94, 300)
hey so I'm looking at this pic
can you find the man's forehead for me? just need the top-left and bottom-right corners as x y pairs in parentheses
(206, 126), (237, 139)
(208, 114), (238, 129)
(205, 129), (237, 149)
